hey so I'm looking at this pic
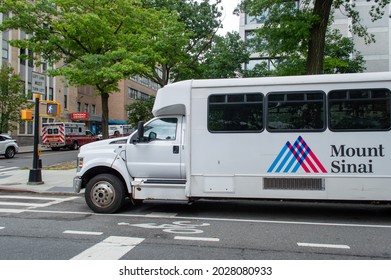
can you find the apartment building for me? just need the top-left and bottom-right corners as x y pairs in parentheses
(239, 0), (391, 73)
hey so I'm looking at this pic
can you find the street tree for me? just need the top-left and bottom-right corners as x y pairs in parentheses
(245, 28), (365, 77)
(196, 32), (251, 79)
(141, 0), (223, 86)
(126, 97), (155, 128)
(240, 0), (389, 75)
(0, 0), (184, 139)
(0, 64), (29, 133)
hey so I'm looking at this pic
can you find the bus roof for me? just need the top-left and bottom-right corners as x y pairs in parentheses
(190, 72), (390, 89)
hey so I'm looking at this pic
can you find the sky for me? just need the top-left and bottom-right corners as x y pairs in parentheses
(217, 0), (241, 35)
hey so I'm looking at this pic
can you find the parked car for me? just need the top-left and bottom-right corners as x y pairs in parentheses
(0, 134), (19, 159)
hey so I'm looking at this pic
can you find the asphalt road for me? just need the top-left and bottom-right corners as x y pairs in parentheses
(0, 149), (79, 169)
(0, 192), (390, 260)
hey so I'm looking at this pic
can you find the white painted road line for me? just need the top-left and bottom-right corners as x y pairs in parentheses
(146, 212), (178, 218)
(0, 227), (4, 229)
(174, 236), (220, 242)
(297, 242), (350, 249)
(0, 167), (18, 172)
(0, 202), (46, 207)
(0, 209), (25, 213)
(71, 236), (144, 260)
(0, 195), (77, 201)
(63, 230), (103, 236)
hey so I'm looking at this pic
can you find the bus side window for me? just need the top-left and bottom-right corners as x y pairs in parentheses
(208, 93), (263, 133)
(267, 91), (325, 132)
(328, 88), (391, 131)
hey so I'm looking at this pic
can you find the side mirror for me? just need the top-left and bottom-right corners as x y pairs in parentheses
(137, 121), (145, 142)
(148, 131), (157, 141)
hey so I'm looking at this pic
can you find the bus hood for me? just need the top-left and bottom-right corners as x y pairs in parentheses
(80, 136), (128, 152)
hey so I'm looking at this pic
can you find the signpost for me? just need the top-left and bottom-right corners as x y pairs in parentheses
(28, 72), (46, 185)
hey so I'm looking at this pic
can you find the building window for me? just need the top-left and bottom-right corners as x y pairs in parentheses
(245, 58), (279, 71)
(84, 103), (89, 112)
(42, 117), (55, 124)
(48, 87), (53, 101)
(77, 102), (81, 112)
(18, 121), (34, 135)
(91, 104), (96, 114)
(128, 87), (150, 100)
(2, 39), (8, 59)
(245, 12), (268, 25)
(64, 94), (68, 109)
(28, 50), (33, 68)
(20, 48), (26, 65)
(27, 82), (33, 100)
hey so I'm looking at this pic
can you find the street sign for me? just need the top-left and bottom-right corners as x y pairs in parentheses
(32, 71), (46, 95)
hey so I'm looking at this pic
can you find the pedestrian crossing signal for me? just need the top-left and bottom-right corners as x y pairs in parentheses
(46, 102), (61, 116)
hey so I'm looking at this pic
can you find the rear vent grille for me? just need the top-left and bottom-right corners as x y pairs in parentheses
(264, 178), (324, 191)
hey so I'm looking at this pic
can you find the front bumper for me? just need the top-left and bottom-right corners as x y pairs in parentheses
(73, 176), (82, 193)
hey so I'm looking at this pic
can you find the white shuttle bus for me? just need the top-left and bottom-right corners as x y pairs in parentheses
(74, 72), (391, 213)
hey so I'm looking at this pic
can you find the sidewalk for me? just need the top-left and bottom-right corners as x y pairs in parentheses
(0, 169), (79, 195)
(0, 145), (80, 195)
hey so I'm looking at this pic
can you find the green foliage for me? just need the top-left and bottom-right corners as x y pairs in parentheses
(323, 29), (365, 74)
(0, 64), (29, 133)
(0, 0), (183, 138)
(141, 0), (223, 85)
(244, 28), (365, 77)
(127, 97), (155, 127)
(240, 0), (389, 75)
(198, 32), (250, 79)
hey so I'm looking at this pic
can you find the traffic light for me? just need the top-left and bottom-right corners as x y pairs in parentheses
(46, 102), (61, 116)
(21, 109), (33, 121)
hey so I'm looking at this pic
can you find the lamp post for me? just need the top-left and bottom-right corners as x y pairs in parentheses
(28, 93), (43, 185)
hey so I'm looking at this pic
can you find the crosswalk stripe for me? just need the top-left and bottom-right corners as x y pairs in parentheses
(0, 202), (44, 207)
(0, 195), (75, 201)
(71, 236), (144, 260)
(0, 209), (25, 213)
(0, 167), (19, 172)
(0, 196), (79, 212)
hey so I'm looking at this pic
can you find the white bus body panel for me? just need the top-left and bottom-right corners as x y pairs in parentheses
(149, 72), (391, 202)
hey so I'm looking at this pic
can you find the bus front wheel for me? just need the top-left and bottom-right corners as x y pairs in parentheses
(85, 174), (126, 214)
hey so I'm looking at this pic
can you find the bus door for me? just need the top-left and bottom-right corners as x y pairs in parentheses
(125, 117), (184, 179)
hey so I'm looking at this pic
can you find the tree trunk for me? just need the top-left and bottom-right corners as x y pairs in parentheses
(306, 0), (333, 75)
(100, 92), (110, 139)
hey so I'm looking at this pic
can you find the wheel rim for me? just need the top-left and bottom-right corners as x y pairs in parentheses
(90, 181), (116, 209)
(6, 148), (14, 158)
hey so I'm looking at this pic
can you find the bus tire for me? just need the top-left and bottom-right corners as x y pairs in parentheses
(85, 174), (126, 214)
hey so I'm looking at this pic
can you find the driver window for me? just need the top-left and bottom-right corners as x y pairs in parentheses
(144, 118), (177, 141)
